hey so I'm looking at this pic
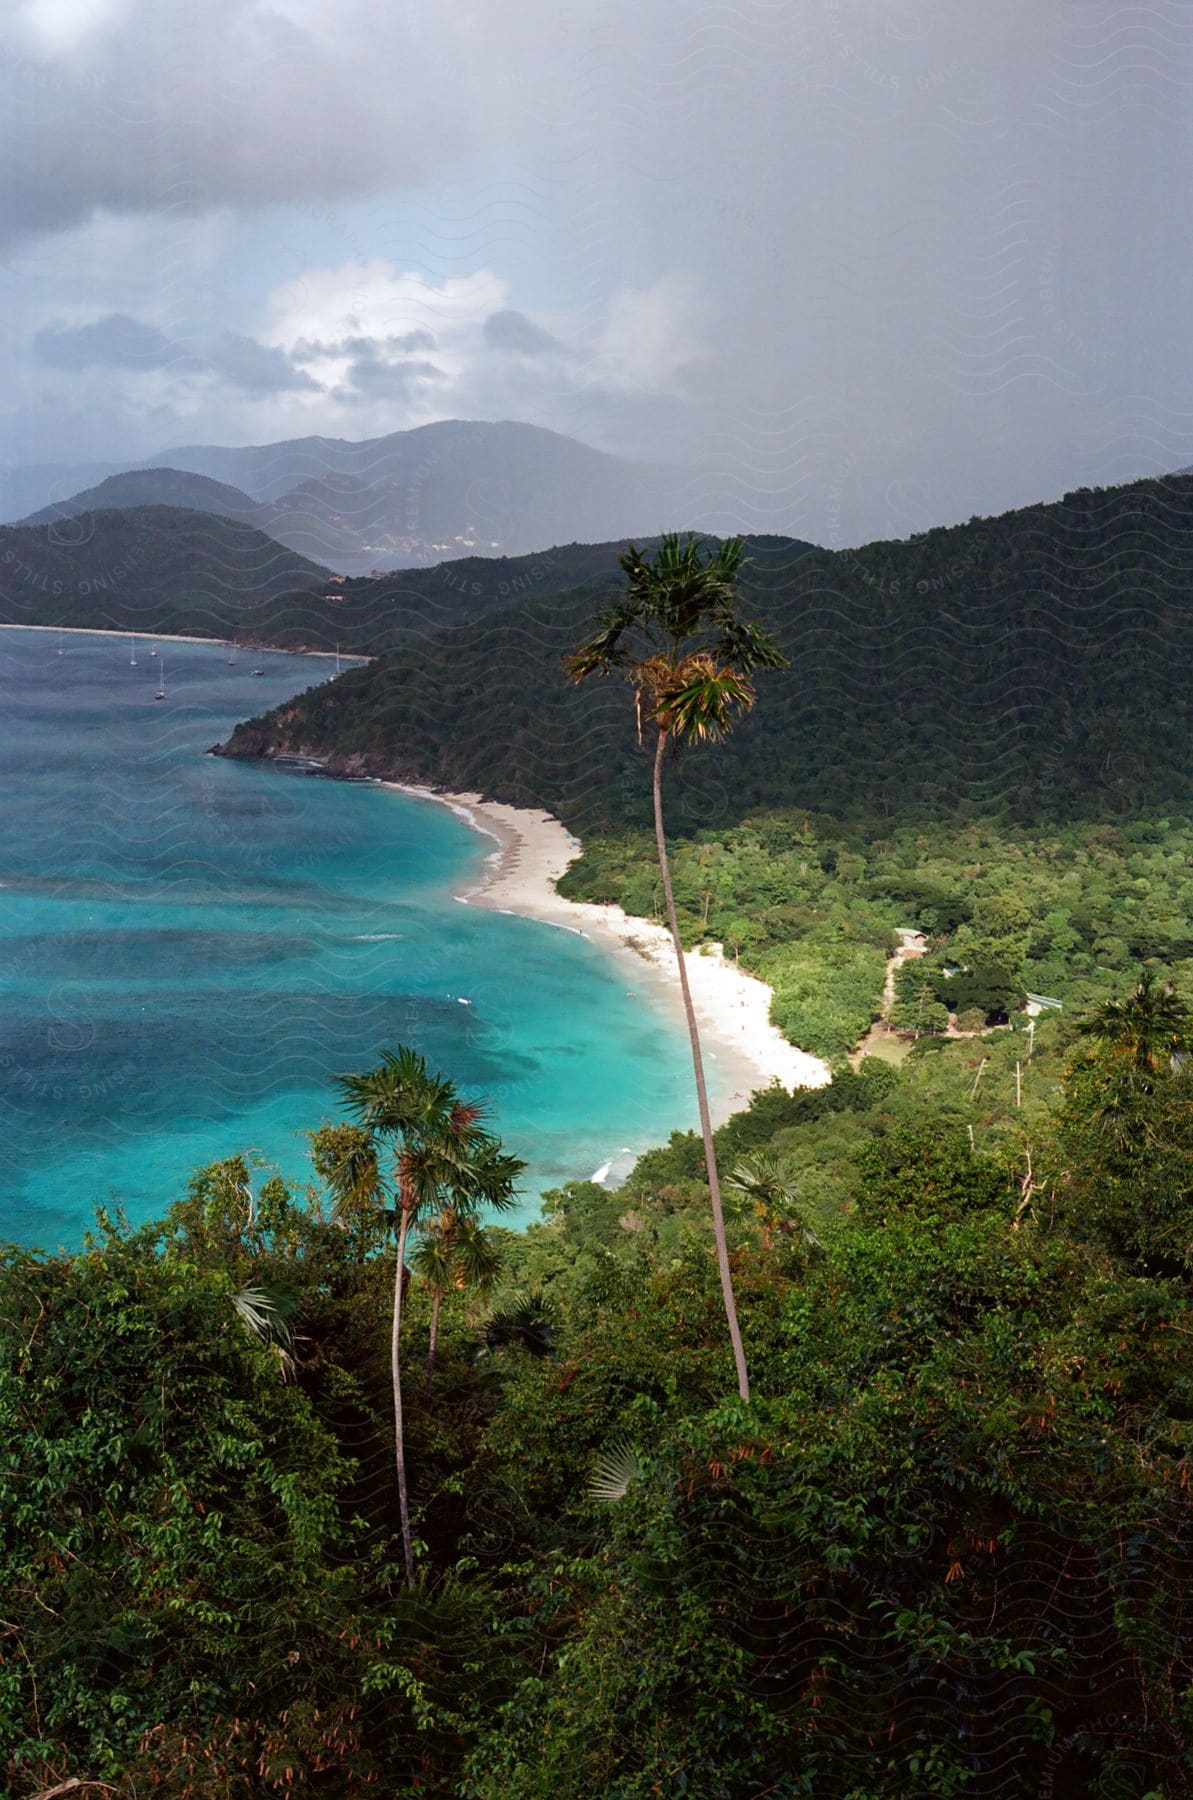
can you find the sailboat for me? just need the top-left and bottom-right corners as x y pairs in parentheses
(227, 641), (239, 666)
(57, 627), (64, 656)
(153, 653), (166, 701)
(149, 634), (158, 658)
(129, 632), (137, 667)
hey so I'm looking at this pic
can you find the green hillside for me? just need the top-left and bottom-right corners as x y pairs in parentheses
(4, 976), (1190, 1794)
(0, 506), (328, 637)
(217, 475), (1193, 830)
(0, 512), (779, 655)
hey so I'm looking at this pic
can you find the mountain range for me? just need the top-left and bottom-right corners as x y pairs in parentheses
(5, 421), (688, 575)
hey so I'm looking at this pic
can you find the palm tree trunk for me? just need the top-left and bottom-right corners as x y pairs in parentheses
(392, 1205), (416, 1587)
(651, 728), (751, 1401)
(424, 1287), (442, 1398)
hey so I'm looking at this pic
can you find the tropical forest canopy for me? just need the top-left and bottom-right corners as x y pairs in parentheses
(219, 473), (1193, 829)
(0, 508), (769, 656)
(3, 974), (1191, 1794)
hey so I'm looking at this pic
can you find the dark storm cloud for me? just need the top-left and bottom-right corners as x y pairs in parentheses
(295, 331), (438, 361)
(0, 3), (470, 250)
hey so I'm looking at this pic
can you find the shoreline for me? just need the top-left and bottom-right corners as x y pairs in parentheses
(0, 623), (367, 662)
(387, 782), (832, 1133)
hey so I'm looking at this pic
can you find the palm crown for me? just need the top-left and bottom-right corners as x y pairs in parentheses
(335, 1047), (521, 1224)
(1088, 967), (1191, 1077)
(565, 533), (787, 745)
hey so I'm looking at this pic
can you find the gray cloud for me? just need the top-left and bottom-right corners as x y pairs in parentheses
(33, 313), (314, 395)
(334, 352), (446, 403)
(34, 314), (175, 372)
(295, 330), (438, 361)
(483, 310), (564, 356)
(205, 332), (316, 394)
(0, 3), (470, 250)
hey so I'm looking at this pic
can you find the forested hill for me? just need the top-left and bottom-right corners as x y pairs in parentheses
(218, 474), (1193, 830)
(1, 512), (761, 653)
(0, 506), (329, 634)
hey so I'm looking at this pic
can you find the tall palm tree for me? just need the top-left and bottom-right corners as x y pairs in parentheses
(565, 532), (787, 1402)
(335, 1048), (523, 1586)
(413, 1209), (503, 1395)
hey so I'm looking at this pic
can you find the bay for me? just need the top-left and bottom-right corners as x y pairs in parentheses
(0, 628), (702, 1248)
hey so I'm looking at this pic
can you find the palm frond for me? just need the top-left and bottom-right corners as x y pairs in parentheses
(713, 612), (788, 674)
(587, 1438), (642, 1503)
(726, 1153), (799, 1209)
(230, 1285), (295, 1348)
(413, 1210), (504, 1295)
(312, 1125), (381, 1221)
(451, 1215), (504, 1290)
(620, 533), (749, 636)
(336, 1047), (459, 1135)
(410, 1231), (455, 1290)
(659, 659), (756, 744)
(565, 599), (646, 683)
(1087, 968), (1191, 1071)
(478, 1292), (555, 1359)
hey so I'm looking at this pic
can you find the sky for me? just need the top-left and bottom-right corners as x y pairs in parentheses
(2, 0), (1192, 545)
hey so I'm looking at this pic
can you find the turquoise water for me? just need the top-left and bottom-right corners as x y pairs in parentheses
(0, 628), (701, 1249)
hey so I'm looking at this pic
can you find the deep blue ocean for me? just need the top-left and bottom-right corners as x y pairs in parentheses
(0, 628), (701, 1249)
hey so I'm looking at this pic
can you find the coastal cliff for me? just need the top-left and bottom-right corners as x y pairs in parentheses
(211, 714), (395, 781)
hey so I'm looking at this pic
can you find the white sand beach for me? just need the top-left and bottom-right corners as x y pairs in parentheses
(390, 784), (831, 1128)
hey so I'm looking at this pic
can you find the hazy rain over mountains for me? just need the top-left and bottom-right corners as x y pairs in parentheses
(2, 1), (1191, 550)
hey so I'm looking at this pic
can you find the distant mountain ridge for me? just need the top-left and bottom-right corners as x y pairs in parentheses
(21, 468), (366, 569)
(6, 420), (690, 575)
(22, 468), (264, 527)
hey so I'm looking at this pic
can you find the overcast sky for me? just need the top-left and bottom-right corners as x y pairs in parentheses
(2, 0), (1191, 544)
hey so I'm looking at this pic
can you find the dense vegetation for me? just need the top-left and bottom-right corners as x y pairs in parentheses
(0, 507), (328, 635)
(219, 474), (1193, 829)
(0, 511), (737, 656)
(560, 811), (1193, 1059)
(3, 977), (1190, 1795)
